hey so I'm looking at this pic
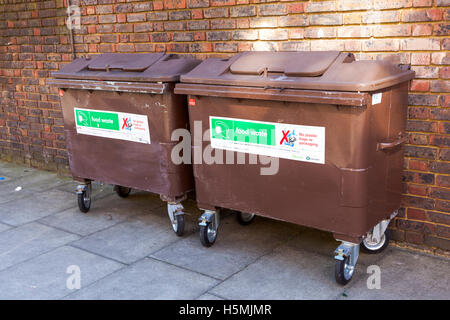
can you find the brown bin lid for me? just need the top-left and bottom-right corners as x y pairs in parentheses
(180, 51), (415, 92)
(230, 51), (339, 77)
(52, 53), (200, 83)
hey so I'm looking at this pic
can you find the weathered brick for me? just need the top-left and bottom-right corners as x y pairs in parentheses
(280, 41), (310, 51)
(412, 66), (439, 78)
(214, 42), (238, 52)
(411, 53), (431, 65)
(363, 39), (399, 51)
(210, 19), (235, 29)
(207, 31), (231, 41)
(258, 4), (287, 16)
(210, 0), (235, 6)
(188, 0), (209, 8)
(164, 21), (186, 31)
(147, 11), (168, 21)
(431, 80), (450, 92)
(305, 1), (335, 12)
(412, 24), (433, 36)
(362, 10), (399, 24)
(402, 8), (443, 22)
(259, 29), (288, 41)
(230, 6), (256, 17)
(404, 145), (438, 159)
(374, 0), (412, 10)
(310, 13), (342, 25)
(432, 52), (450, 65)
(401, 38), (441, 51)
(98, 14), (116, 24)
(337, 26), (372, 38)
(232, 29), (258, 40)
(373, 25), (411, 37)
(403, 171), (435, 184)
(411, 80), (430, 91)
(164, 0), (186, 9)
(169, 10), (191, 20)
(204, 7), (228, 18)
(413, 0), (433, 6)
(188, 20), (209, 30)
(287, 3), (304, 14)
(304, 27), (336, 39)
(311, 39), (343, 51)
(249, 17), (277, 28)
(127, 13), (146, 22)
(337, 0), (372, 11)
(278, 15), (308, 27)
(173, 32), (194, 42)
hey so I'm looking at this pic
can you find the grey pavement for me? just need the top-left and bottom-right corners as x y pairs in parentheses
(0, 161), (449, 300)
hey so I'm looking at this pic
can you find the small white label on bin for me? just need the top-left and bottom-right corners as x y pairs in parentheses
(372, 93), (382, 105)
(210, 116), (325, 164)
(74, 107), (151, 144)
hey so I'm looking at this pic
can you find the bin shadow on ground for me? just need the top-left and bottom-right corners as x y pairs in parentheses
(0, 161), (449, 300)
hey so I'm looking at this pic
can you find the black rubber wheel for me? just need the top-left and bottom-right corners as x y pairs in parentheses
(77, 191), (91, 213)
(361, 229), (390, 254)
(173, 214), (185, 237)
(115, 185), (131, 198)
(236, 212), (256, 226)
(335, 256), (354, 286)
(200, 222), (217, 248)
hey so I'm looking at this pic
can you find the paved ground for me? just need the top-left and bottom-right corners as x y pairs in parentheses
(0, 160), (449, 300)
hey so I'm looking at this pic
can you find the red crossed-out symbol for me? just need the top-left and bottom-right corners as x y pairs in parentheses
(280, 130), (290, 145)
(122, 118), (128, 129)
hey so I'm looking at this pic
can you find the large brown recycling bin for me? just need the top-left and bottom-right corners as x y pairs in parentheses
(175, 51), (415, 284)
(49, 53), (200, 236)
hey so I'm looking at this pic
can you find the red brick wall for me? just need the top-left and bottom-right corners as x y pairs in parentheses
(0, 0), (449, 252)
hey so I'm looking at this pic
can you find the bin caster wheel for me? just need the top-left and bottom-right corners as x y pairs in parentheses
(335, 256), (354, 286)
(167, 203), (185, 237)
(334, 242), (359, 286)
(361, 229), (390, 254)
(200, 222), (218, 247)
(76, 184), (91, 213)
(199, 210), (219, 247)
(236, 212), (255, 225)
(115, 185), (131, 198)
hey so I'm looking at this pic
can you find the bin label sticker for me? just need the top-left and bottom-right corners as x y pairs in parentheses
(74, 108), (150, 144)
(210, 116), (325, 164)
(372, 93), (382, 105)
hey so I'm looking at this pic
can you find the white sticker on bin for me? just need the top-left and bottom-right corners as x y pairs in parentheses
(372, 93), (382, 105)
(74, 107), (151, 144)
(210, 116), (325, 164)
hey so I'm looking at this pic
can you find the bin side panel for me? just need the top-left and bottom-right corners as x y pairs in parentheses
(61, 89), (193, 200)
(188, 96), (385, 239)
(385, 83), (409, 213)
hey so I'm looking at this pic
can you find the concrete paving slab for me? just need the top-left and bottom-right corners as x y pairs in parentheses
(66, 258), (218, 300)
(0, 170), (58, 194)
(39, 192), (162, 236)
(71, 211), (183, 264)
(0, 223), (12, 233)
(0, 222), (79, 272)
(152, 216), (300, 280)
(197, 293), (224, 300)
(0, 189), (77, 226)
(0, 246), (124, 300)
(339, 248), (450, 300)
(0, 162), (37, 181)
(0, 187), (33, 205)
(210, 245), (360, 300)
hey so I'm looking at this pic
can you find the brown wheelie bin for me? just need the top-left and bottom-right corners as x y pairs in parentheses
(175, 51), (415, 284)
(49, 53), (200, 236)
